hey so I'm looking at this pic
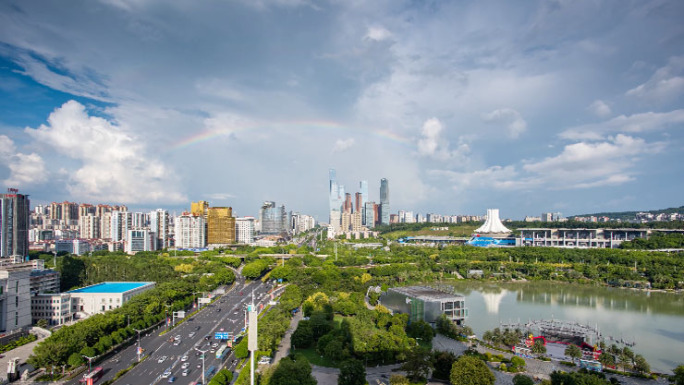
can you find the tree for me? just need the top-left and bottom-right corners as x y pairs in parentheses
(270, 356), (317, 385)
(633, 355), (650, 374)
(531, 339), (547, 355)
(400, 348), (433, 382)
(291, 321), (314, 349)
(565, 344), (582, 362)
(389, 374), (409, 385)
(674, 365), (684, 385)
(432, 351), (457, 380)
(598, 352), (615, 369)
(67, 353), (84, 368)
(406, 320), (434, 344)
(338, 359), (366, 385)
(509, 356), (526, 372)
(513, 374), (534, 385)
(37, 319), (49, 328)
(550, 371), (609, 385)
(450, 355), (495, 385)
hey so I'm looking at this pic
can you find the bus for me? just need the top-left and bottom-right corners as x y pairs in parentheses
(204, 365), (216, 380)
(216, 345), (229, 359)
(80, 367), (104, 385)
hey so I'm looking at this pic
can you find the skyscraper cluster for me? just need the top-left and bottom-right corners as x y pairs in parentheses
(328, 169), (388, 238)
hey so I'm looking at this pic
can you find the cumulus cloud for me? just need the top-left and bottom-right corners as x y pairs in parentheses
(332, 138), (355, 153)
(520, 134), (664, 189)
(417, 118), (470, 162)
(588, 100), (612, 118)
(560, 109), (684, 140)
(206, 193), (235, 201)
(364, 26), (392, 42)
(25, 100), (185, 203)
(0, 135), (47, 187)
(433, 135), (664, 192)
(481, 108), (527, 138)
(626, 56), (684, 102)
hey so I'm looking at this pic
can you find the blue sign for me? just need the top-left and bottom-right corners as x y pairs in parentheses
(215, 332), (230, 340)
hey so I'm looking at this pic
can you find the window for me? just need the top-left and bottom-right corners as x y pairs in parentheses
(15, 281), (18, 293)
(15, 296), (18, 307)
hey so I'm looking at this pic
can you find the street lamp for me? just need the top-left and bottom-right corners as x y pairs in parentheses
(194, 347), (208, 385)
(133, 328), (143, 362)
(82, 355), (95, 374)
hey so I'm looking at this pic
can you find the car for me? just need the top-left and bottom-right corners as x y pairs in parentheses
(180, 355), (188, 362)
(210, 349), (216, 354)
(181, 362), (190, 369)
(204, 335), (211, 340)
(173, 340), (181, 346)
(258, 357), (271, 365)
(175, 335), (181, 341)
(219, 328), (224, 332)
(158, 356), (167, 363)
(162, 370), (172, 378)
(196, 326), (201, 330)
(197, 363), (202, 369)
(211, 343), (219, 348)
(182, 369), (190, 376)
(168, 375), (176, 383)
(189, 332), (196, 338)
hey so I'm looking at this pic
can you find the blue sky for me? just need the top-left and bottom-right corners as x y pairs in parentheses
(0, 0), (683, 221)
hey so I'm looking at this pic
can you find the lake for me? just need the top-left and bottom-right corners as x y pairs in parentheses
(433, 281), (684, 374)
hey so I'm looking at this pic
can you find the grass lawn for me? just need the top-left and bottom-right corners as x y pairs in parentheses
(384, 224), (478, 239)
(292, 347), (338, 368)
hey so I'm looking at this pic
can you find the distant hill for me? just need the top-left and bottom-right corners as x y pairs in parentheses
(570, 205), (684, 221)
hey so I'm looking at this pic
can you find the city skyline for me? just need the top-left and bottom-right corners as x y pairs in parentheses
(1, 1), (683, 220)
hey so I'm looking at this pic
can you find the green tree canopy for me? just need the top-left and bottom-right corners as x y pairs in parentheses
(513, 374), (534, 385)
(338, 359), (366, 385)
(269, 356), (317, 385)
(450, 355), (495, 385)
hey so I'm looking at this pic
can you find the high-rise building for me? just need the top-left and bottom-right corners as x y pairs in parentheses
(207, 207), (235, 244)
(379, 178), (390, 225)
(191, 201), (209, 217)
(79, 214), (100, 239)
(175, 213), (206, 248)
(149, 209), (169, 249)
(110, 210), (131, 242)
(364, 202), (376, 228)
(359, 180), (368, 224)
(235, 217), (255, 244)
(329, 169), (344, 226)
(260, 202), (286, 235)
(0, 190), (30, 259)
(0, 265), (32, 331)
(126, 229), (156, 253)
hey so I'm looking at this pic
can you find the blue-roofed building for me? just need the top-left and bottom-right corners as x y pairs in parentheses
(68, 281), (155, 317)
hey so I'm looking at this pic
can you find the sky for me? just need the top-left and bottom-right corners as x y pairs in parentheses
(0, 0), (683, 221)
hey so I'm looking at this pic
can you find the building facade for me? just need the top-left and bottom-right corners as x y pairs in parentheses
(207, 207), (236, 244)
(175, 213), (206, 248)
(68, 281), (155, 316)
(125, 229), (156, 253)
(0, 265), (32, 332)
(379, 178), (390, 225)
(380, 286), (467, 325)
(0, 190), (30, 259)
(236, 217), (255, 244)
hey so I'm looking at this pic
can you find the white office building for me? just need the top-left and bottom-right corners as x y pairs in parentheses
(174, 213), (206, 248)
(125, 229), (156, 254)
(0, 265), (32, 332)
(68, 282), (155, 317)
(235, 217), (255, 244)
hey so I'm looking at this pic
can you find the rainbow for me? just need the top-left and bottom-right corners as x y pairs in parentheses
(169, 120), (415, 151)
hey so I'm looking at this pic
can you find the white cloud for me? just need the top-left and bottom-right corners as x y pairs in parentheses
(434, 135), (665, 192)
(417, 118), (470, 162)
(560, 109), (684, 140)
(364, 26), (392, 42)
(626, 56), (684, 102)
(5, 153), (47, 187)
(588, 100), (612, 118)
(0, 135), (47, 187)
(206, 193), (235, 201)
(481, 108), (527, 138)
(25, 100), (185, 204)
(332, 138), (355, 153)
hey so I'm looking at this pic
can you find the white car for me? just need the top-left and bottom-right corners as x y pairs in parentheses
(181, 362), (190, 369)
(175, 335), (181, 341)
(182, 369), (190, 377)
(210, 349), (216, 354)
(158, 356), (167, 363)
(189, 332), (196, 338)
(180, 355), (188, 362)
(211, 343), (219, 348)
(162, 370), (172, 378)
(258, 357), (271, 365)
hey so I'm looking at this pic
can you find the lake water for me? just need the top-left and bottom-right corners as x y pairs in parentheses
(434, 281), (684, 374)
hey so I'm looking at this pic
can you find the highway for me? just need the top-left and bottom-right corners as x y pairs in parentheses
(68, 274), (276, 385)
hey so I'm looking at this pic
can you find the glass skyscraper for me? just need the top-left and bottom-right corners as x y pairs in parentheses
(380, 178), (389, 225)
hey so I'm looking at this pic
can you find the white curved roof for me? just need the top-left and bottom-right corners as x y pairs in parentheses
(475, 209), (511, 233)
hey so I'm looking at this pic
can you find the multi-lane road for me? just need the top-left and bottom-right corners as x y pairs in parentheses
(68, 274), (276, 385)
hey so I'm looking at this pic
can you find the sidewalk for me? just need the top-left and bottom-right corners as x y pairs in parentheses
(0, 333), (48, 383)
(272, 310), (303, 365)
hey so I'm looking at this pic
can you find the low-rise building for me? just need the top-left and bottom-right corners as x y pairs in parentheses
(68, 281), (155, 317)
(31, 292), (72, 326)
(380, 285), (468, 326)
